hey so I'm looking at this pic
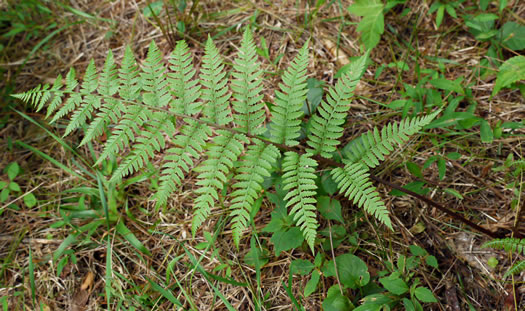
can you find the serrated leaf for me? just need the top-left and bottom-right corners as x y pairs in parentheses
(379, 273), (409, 295)
(348, 0), (384, 49)
(492, 55), (525, 96)
(291, 259), (314, 276)
(499, 22), (525, 51)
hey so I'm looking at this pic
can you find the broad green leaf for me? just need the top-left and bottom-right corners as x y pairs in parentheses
(8, 182), (21, 192)
(304, 270), (320, 297)
(354, 294), (393, 311)
(291, 259), (314, 276)
(414, 287), (438, 303)
(23, 193), (37, 208)
(322, 285), (353, 311)
(305, 78), (324, 115)
(480, 119), (493, 143)
(409, 245), (427, 256)
(270, 227), (304, 256)
(347, 0), (384, 49)
(499, 22), (525, 51)
(425, 255), (439, 268)
(244, 243), (269, 268)
(428, 78), (464, 95)
(6, 162), (19, 180)
(492, 56), (525, 96)
(323, 253), (370, 289)
(143, 1), (163, 18)
(379, 272), (409, 295)
(116, 221), (152, 256)
(318, 196), (345, 224)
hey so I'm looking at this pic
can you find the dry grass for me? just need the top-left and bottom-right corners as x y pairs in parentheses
(1, 0), (524, 310)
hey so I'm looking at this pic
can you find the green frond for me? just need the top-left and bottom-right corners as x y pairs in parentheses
(231, 28), (265, 135)
(230, 140), (280, 247)
(81, 51), (124, 146)
(142, 41), (171, 108)
(155, 120), (211, 208)
(169, 40), (201, 115)
(49, 68), (81, 124)
(45, 75), (65, 118)
(119, 45), (141, 101)
(11, 81), (55, 113)
(504, 260), (525, 278)
(63, 59), (101, 136)
(306, 52), (369, 158)
(331, 162), (392, 229)
(269, 42), (309, 146)
(345, 110), (441, 168)
(95, 105), (149, 166)
(110, 112), (176, 183)
(200, 36), (232, 126)
(482, 238), (525, 255)
(192, 130), (249, 235)
(282, 151), (318, 252)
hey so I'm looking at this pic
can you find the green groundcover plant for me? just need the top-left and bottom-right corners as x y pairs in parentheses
(13, 27), (439, 252)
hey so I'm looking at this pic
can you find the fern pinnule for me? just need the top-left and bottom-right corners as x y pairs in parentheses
(192, 131), (249, 235)
(155, 120), (211, 208)
(269, 42), (309, 146)
(110, 112), (175, 183)
(331, 162), (392, 229)
(282, 152), (318, 252)
(81, 51), (123, 146)
(306, 52), (369, 158)
(346, 110), (441, 168)
(200, 36), (232, 126)
(230, 140), (280, 247)
(169, 40), (201, 115)
(231, 28), (265, 136)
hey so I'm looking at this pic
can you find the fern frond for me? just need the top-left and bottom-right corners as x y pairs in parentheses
(192, 130), (249, 235)
(482, 238), (525, 255)
(62, 60), (101, 136)
(110, 112), (175, 183)
(95, 105), (149, 166)
(306, 53), (368, 158)
(331, 162), (392, 229)
(231, 28), (265, 135)
(155, 120), (211, 208)
(200, 36), (232, 126)
(118, 45), (141, 101)
(81, 51), (124, 146)
(11, 82), (53, 113)
(142, 41), (171, 108)
(269, 42), (309, 146)
(345, 110), (441, 168)
(50, 68), (81, 124)
(282, 152), (318, 252)
(230, 140), (280, 247)
(169, 40), (201, 115)
(504, 260), (525, 278)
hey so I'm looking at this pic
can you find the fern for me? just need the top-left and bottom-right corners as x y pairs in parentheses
(306, 51), (368, 158)
(231, 27), (265, 136)
(230, 140), (279, 247)
(483, 238), (525, 278)
(192, 131), (249, 235)
(282, 152), (318, 252)
(200, 35), (232, 125)
(331, 162), (392, 229)
(269, 42), (309, 146)
(345, 110), (441, 168)
(13, 30), (442, 251)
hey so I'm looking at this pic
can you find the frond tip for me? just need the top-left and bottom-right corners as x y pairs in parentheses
(331, 162), (392, 229)
(282, 152), (318, 252)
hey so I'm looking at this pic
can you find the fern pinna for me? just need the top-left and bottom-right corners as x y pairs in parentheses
(13, 28), (439, 251)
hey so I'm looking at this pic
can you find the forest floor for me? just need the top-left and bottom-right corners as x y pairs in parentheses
(0, 0), (524, 310)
